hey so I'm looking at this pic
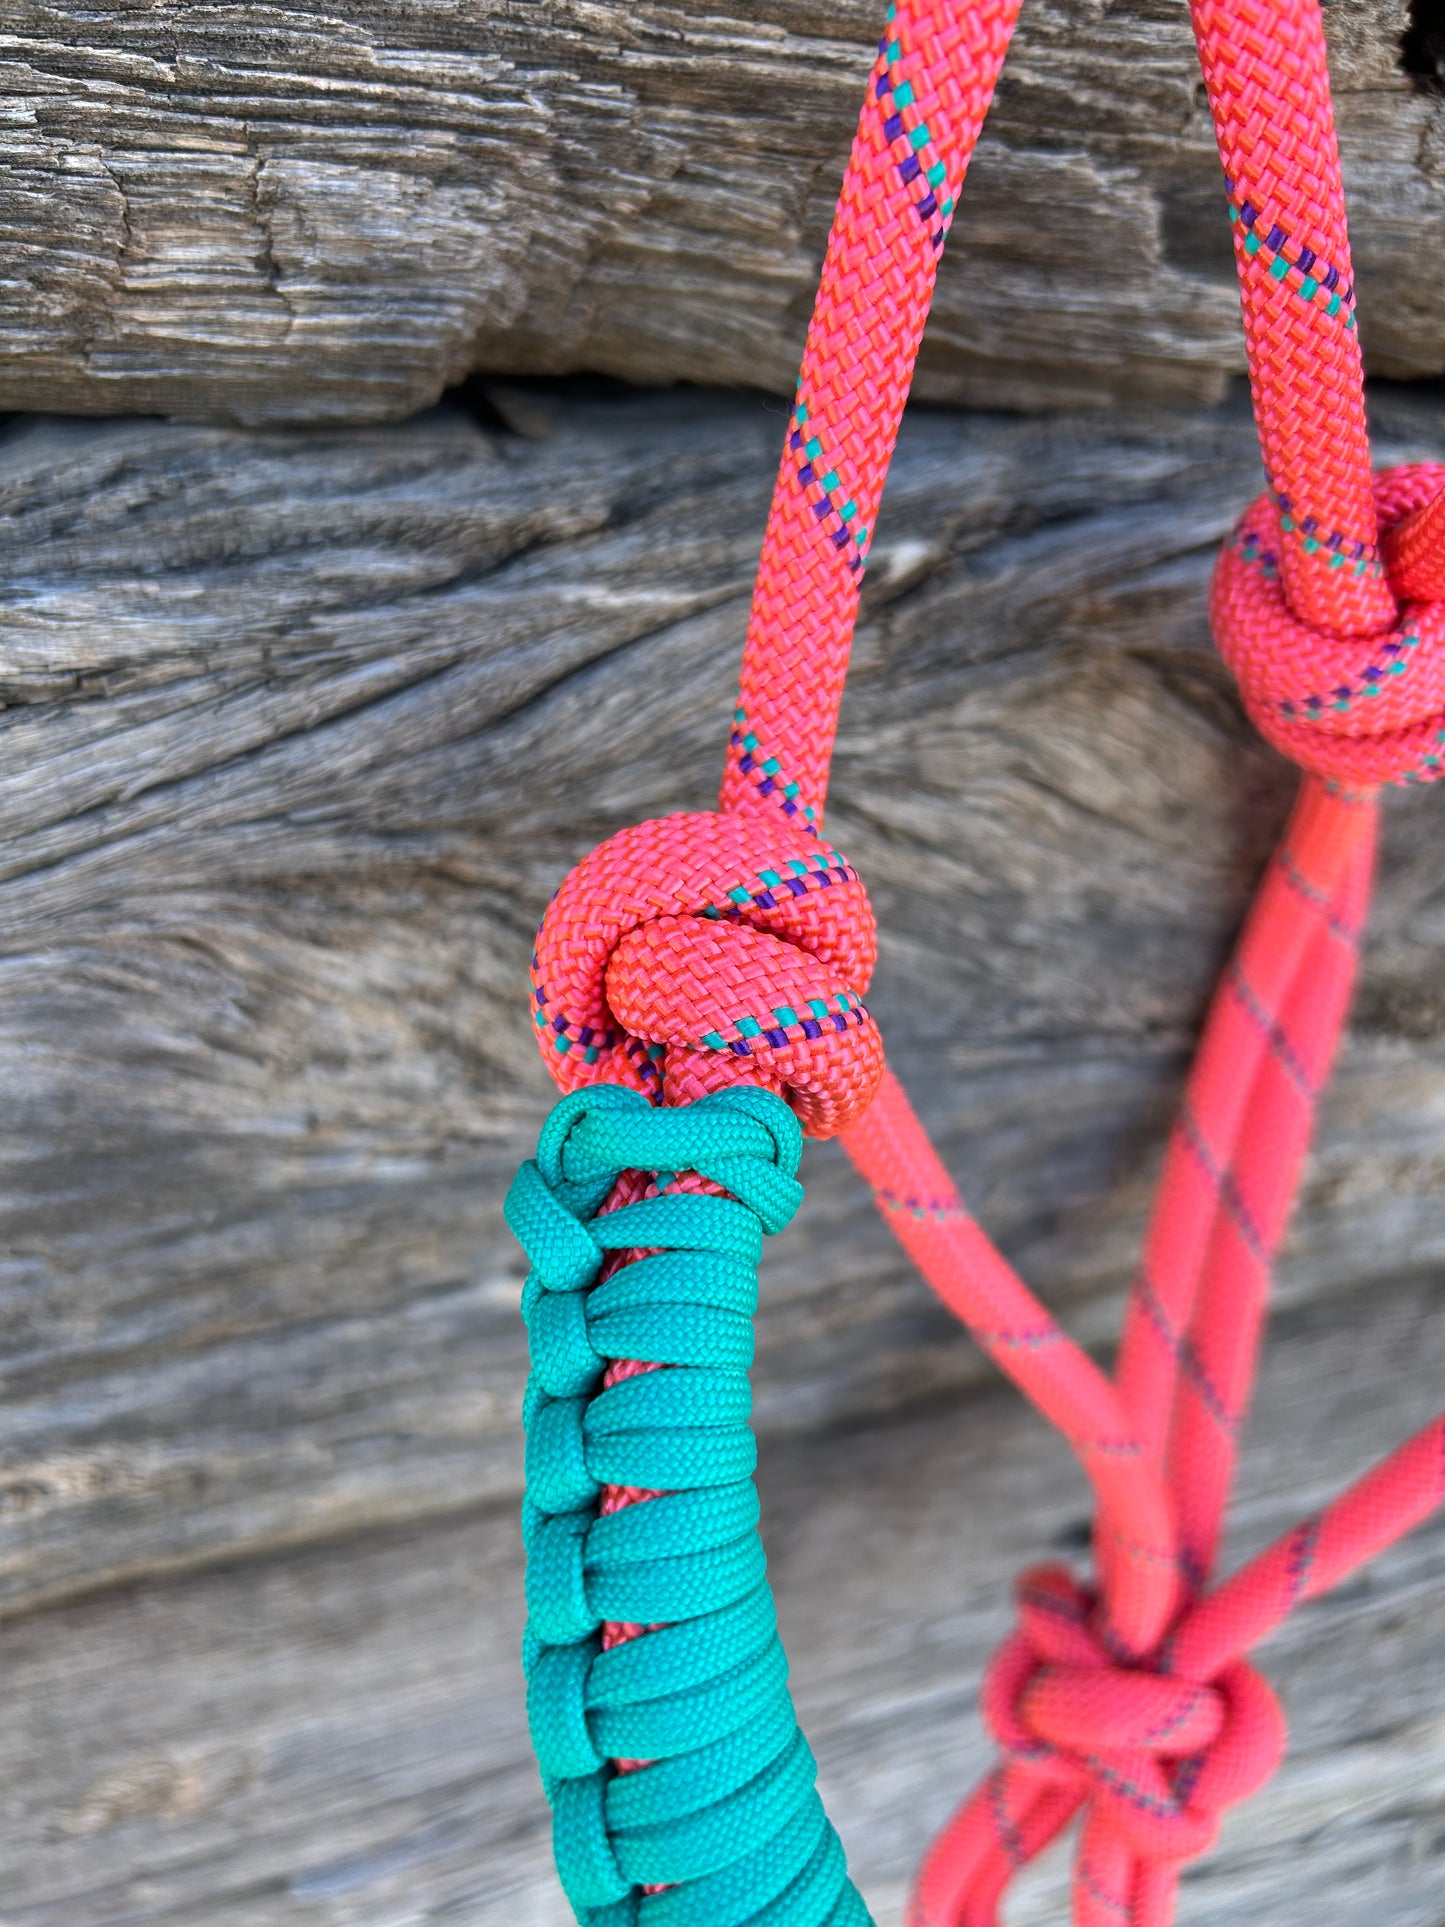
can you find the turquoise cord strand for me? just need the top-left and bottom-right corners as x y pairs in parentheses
(507, 1083), (875, 1926)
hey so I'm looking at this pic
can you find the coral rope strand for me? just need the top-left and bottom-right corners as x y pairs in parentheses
(522, 0), (1445, 1921)
(587, 0), (1026, 1757)
(722, 0), (1022, 832)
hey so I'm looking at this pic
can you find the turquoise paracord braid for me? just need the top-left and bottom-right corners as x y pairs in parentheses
(506, 1084), (875, 1926)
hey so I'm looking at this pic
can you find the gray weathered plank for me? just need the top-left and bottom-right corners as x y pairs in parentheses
(0, 1263), (1439, 1924)
(0, 384), (1443, 1625)
(1, 1), (1442, 421)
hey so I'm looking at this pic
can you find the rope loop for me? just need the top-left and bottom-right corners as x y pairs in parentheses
(1213, 463), (1445, 788)
(982, 1566), (1285, 1865)
(531, 812), (884, 1138)
(508, 1084), (874, 1925)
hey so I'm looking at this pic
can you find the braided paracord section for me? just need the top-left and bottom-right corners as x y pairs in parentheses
(508, 1085), (874, 1927)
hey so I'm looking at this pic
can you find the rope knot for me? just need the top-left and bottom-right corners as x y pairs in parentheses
(531, 812), (883, 1137)
(1213, 462), (1445, 789)
(984, 1565), (1285, 1864)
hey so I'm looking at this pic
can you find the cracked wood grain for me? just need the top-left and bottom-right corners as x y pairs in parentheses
(0, 382), (1442, 1632)
(0, 0), (1442, 422)
(0, 1266), (1439, 1923)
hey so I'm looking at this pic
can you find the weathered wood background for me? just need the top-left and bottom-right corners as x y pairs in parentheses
(1, 1), (1444, 1921)
(0, 381), (1442, 1922)
(3, 0), (1445, 421)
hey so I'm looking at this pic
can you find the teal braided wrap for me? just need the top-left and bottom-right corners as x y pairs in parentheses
(506, 1084), (875, 1927)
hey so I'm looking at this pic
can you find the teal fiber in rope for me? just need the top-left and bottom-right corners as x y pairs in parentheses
(506, 1083), (876, 1925)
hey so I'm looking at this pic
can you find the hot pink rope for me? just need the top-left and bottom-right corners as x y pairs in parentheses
(528, 1), (1445, 1920)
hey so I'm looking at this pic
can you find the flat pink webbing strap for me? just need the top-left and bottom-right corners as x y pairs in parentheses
(529, 2), (1445, 1921)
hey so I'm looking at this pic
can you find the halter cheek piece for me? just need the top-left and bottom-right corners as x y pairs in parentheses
(507, 3), (1445, 1922)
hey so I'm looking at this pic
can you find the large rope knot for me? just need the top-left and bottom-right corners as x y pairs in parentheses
(531, 812), (883, 1137)
(984, 1565), (1285, 1865)
(1213, 462), (1445, 789)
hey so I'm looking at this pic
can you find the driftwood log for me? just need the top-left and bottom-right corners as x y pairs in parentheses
(0, 383), (1441, 1920)
(3, 0), (1445, 422)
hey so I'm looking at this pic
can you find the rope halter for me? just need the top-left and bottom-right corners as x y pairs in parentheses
(509, 2), (1445, 1923)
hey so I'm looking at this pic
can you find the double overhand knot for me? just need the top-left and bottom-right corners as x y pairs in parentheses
(1214, 462), (1445, 789)
(984, 1565), (1285, 1867)
(531, 810), (884, 1137)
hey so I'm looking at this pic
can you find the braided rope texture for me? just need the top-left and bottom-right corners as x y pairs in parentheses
(531, 813), (882, 1139)
(722, 0), (1021, 830)
(902, 782), (1445, 1926)
(513, 0), (1445, 1920)
(1191, 0), (1394, 638)
(1216, 464), (1445, 785)
(508, 1084), (874, 1925)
